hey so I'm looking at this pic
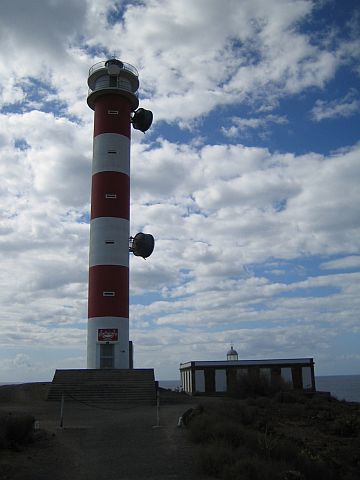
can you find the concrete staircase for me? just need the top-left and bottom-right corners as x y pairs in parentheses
(47, 369), (156, 405)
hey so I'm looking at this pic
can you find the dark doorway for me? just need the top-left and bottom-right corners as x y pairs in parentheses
(100, 343), (114, 368)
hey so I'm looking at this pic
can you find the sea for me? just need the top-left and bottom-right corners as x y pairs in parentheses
(159, 375), (360, 403)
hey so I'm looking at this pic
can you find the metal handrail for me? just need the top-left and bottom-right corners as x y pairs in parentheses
(88, 60), (138, 77)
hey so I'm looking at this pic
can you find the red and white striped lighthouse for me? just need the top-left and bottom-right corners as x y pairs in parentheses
(86, 59), (153, 369)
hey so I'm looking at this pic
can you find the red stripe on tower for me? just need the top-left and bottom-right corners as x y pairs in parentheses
(90, 171), (130, 220)
(93, 94), (132, 138)
(88, 265), (129, 318)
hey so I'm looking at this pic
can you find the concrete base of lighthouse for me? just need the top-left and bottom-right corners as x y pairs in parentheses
(87, 317), (129, 369)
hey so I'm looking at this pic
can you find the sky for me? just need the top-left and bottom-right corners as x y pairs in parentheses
(0, 0), (359, 382)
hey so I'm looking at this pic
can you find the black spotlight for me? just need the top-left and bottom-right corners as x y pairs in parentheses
(130, 233), (155, 259)
(132, 108), (153, 133)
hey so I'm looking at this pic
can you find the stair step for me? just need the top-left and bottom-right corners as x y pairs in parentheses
(47, 369), (156, 404)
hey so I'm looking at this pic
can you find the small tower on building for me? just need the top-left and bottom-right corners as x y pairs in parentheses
(227, 345), (238, 361)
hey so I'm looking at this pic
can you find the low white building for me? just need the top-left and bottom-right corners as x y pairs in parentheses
(180, 353), (316, 395)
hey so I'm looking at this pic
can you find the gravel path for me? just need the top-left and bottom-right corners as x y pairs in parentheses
(0, 386), (207, 480)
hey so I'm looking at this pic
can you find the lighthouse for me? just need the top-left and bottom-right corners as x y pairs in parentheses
(87, 59), (154, 369)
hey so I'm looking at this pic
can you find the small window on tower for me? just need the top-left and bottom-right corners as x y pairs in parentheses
(105, 240), (115, 244)
(107, 149), (117, 154)
(103, 291), (115, 297)
(105, 193), (117, 199)
(108, 110), (119, 115)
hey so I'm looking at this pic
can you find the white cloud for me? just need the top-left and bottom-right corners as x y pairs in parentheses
(1, 127), (360, 378)
(0, 0), (359, 381)
(222, 114), (288, 138)
(130, 323), (336, 377)
(311, 90), (360, 121)
(320, 256), (360, 270)
(0, 0), (346, 123)
(132, 141), (360, 262)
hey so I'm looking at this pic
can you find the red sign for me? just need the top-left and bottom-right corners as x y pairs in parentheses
(98, 329), (118, 342)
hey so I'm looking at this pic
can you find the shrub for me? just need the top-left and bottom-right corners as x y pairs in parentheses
(253, 396), (273, 409)
(234, 373), (270, 398)
(271, 438), (301, 463)
(211, 420), (246, 447)
(331, 416), (360, 437)
(276, 403), (308, 420)
(280, 471), (305, 480)
(0, 413), (35, 449)
(187, 410), (247, 448)
(223, 456), (284, 480)
(296, 457), (335, 480)
(195, 440), (236, 478)
(239, 405), (258, 426)
(256, 427), (279, 459)
(242, 429), (262, 453)
(0, 422), (6, 448)
(274, 391), (300, 404)
(309, 393), (332, 406)
(187, 413), (215, 444)
(233, 373), (291, 399)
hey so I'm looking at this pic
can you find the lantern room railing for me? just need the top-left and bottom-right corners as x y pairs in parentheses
(88, 60), (138, 77)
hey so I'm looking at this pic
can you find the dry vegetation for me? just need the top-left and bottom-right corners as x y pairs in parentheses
(185, 377), (360, 480)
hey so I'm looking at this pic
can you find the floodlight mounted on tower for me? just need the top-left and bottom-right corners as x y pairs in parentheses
(132, 108), (153, 133)
(129, 232), (155, 259)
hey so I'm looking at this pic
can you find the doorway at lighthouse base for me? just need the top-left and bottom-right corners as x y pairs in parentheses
(87, 321), (132, 369)
(47, 368), (156, 405)
(100, 343), (114, 368)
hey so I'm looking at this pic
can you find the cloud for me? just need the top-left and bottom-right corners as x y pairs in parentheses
(311, 90), (360, 122)
(0, 110), (92, 207)
(1, 129), (359, 376)
(0, 0), (346, 123)
(130, 323), (336, 377)
(0, 0), (359, 380)
(221, 114), (288, 138)
(129, 134), (360, 372)
(13, 353), (31, 368)
(0, 0), (91, 118)
(127, 140), (360, 366)
(320, 256), (360, 270)
(131, 141), (360, 264)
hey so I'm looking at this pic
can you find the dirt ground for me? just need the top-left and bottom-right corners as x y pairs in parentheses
(0, 383), (208, 480)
